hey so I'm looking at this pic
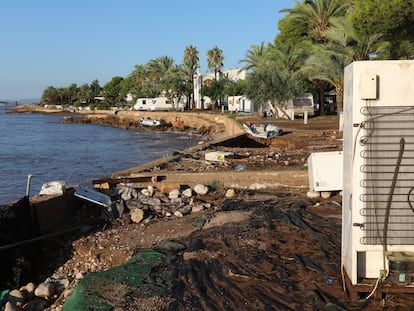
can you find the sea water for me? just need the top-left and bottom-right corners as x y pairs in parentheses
(0, 108), (199, 204)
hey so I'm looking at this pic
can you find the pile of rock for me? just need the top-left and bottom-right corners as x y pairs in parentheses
(109, 182), (229, 223)
(4, 278), (72, 311)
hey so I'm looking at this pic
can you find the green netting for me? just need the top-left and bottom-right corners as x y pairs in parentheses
(62, 249), (166, 311)
(0, 289), (9, 308)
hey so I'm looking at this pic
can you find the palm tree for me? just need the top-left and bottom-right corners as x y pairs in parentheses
(281, 0), (351, 114)
(239, 42), (268, 72)
(303, 17), (388, 111)
(281, 0), (351, 44)
(41, 86), (59, 106)
(183, 45), (200, 109)
(146, 56), (175, 96)
(206, 46), (224, 109)
(207, 46), (224, 80)
(267, 40), (309, 74)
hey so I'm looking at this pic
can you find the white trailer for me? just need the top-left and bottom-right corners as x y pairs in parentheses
(227, 95), (253, 113)
(134, 97), (184, 111)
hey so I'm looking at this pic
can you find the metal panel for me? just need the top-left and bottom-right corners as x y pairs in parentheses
(359, 106), (414, 245)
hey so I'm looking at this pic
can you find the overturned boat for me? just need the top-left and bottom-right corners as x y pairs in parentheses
(139, 117), (164, 127)
(243, 121), (283, 139)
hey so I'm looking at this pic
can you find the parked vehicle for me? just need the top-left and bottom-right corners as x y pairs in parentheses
(293, 93), (315, 117)
(134, 97), (184, 111)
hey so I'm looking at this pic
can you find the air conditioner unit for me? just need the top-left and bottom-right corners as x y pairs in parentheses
(342, 60), (414, 285)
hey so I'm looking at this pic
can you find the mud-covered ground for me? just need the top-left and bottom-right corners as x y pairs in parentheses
(6, 109), (414, 310)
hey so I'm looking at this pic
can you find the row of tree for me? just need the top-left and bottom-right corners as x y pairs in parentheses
(41, 0), (414, 115)
(40, 46), (227, 110)
(245, 0), (414, 116)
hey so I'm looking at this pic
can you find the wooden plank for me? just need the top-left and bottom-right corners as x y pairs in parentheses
(92, 175), (166, 186)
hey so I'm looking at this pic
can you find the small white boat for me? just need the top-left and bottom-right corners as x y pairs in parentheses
(243, 122), (283, 139)
(139, 117), (163, 127)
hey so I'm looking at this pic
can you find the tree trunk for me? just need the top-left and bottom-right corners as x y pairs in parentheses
(315, 80), (327, 116)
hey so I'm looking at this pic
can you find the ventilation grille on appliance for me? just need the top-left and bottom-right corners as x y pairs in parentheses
(359, 106), (414, 245)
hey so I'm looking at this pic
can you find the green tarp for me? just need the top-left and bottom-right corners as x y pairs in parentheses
(62, 249), (166, 311)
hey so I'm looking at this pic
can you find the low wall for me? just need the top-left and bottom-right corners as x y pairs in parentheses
(116, 111), (245, 139)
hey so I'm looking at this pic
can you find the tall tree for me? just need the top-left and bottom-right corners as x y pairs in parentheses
(146, 56), (175, 94)
(103, 76), (124, 106)
(281, 0), (351, 44)
(78, 83), (91, 105)
(161, 65), (190, 111)
(129, 65), (157, 98)
(280, 0), (351, 114)
(207, 46), (224, 80)
(302, 17), (389, 111)
(239, 42), (268, 72)
(348, 0), (414, 59)
(206, 46), (224, 109)
(245, 61), (300, 119)
(90, 79), (102, 99)
(41, 86), (59, 106)
(183, 45), (200, 109)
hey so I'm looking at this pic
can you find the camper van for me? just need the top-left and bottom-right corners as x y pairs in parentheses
(227, 95), (253, 113)
(134, 97), (184, 111)
(293, 93), (315, 117)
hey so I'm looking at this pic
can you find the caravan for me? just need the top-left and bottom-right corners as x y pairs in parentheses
(293, 93), (315, 117)
(227, 95), (253, 113)
(134, 97), (185, 111)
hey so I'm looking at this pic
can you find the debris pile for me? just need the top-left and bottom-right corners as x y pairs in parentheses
(108, 182), (217, 223)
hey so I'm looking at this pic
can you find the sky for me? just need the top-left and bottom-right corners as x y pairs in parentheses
(0, 0), (294, 100)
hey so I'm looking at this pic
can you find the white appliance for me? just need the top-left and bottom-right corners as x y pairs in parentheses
(307, 151), (343, 191)
(342, 60), (414, 285)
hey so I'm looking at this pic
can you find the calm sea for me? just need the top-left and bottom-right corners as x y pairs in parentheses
(0, 108), (199, 204)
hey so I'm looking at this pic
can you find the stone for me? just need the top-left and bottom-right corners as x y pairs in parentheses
(141, 189), (152, 197)
(125, 199), (143, 210)
(225, 188), (235, 198)
(169, 189), (180, 199)
(306, 191), (320, 198)
(321, 191), (332, 199)
(138, 194), (161, 206)
(20, 282), (36, 294)
(182, 188), (193, 198)
(4, 302), (20, 311)
(75, 272), (84, 280)
(191, 204), (204, 213)
(34, 282), (55, 298)
(130, 208), (144, 223)
(118, 185), (137, 201)
(174, 211), (183, 218)
(179, 205), (192, 215)
(8, 289), (25, 307)
(194, 184), (208, 195)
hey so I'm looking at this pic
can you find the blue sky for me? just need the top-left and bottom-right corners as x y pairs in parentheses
(0, 0), (294, 100)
